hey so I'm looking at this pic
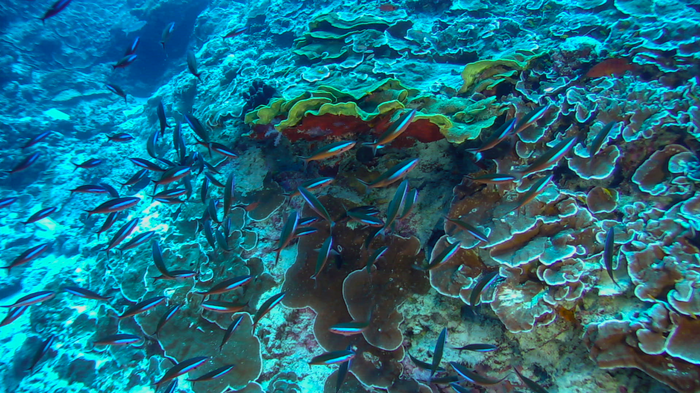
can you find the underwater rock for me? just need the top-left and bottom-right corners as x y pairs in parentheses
(241, 79), (276, 119)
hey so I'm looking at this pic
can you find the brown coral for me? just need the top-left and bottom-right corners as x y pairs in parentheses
(282, 195), (428, 389)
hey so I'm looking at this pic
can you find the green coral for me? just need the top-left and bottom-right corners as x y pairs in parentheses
(244, 78), (509, 144)
(459, 51), (546, 94)
(408, 95), (506, 144)
(278, 97), (333, 129)
(244, 79), (415, 131)
(294, 12), (411, 61)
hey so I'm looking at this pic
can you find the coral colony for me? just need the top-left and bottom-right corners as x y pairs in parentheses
(1, 0), (700, 392)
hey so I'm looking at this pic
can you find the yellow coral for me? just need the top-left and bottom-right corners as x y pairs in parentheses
(242, 77), (504, 143)
(458, 51), (545, 94)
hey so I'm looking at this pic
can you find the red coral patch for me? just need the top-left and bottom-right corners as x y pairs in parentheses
(283, 114), (371, 142)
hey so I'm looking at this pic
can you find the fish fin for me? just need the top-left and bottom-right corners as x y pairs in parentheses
(355, 178), (371, 195)
(503, 201), (520, 214)
(375, 226), (386, 239)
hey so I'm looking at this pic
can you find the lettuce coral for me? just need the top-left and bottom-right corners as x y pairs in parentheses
(632, 144), (693, 197)
(282, 195), (429, 390)
(458, 51), (545, 94)
(342, 235), (429, 351)
(584, 308), (700, 392)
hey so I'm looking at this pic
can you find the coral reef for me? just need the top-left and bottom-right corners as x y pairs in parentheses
(2, 0), (700, 392)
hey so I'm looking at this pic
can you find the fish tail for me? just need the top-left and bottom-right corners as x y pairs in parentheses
(299, 157), (309, 171)
(378, 225), (387, 236)
(356, 178), (371, 195)
(133, 338), (148, 349)
(362, 141), (378, 156)
(109, 308), (123, 323)
(510, 170), (524, 181)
